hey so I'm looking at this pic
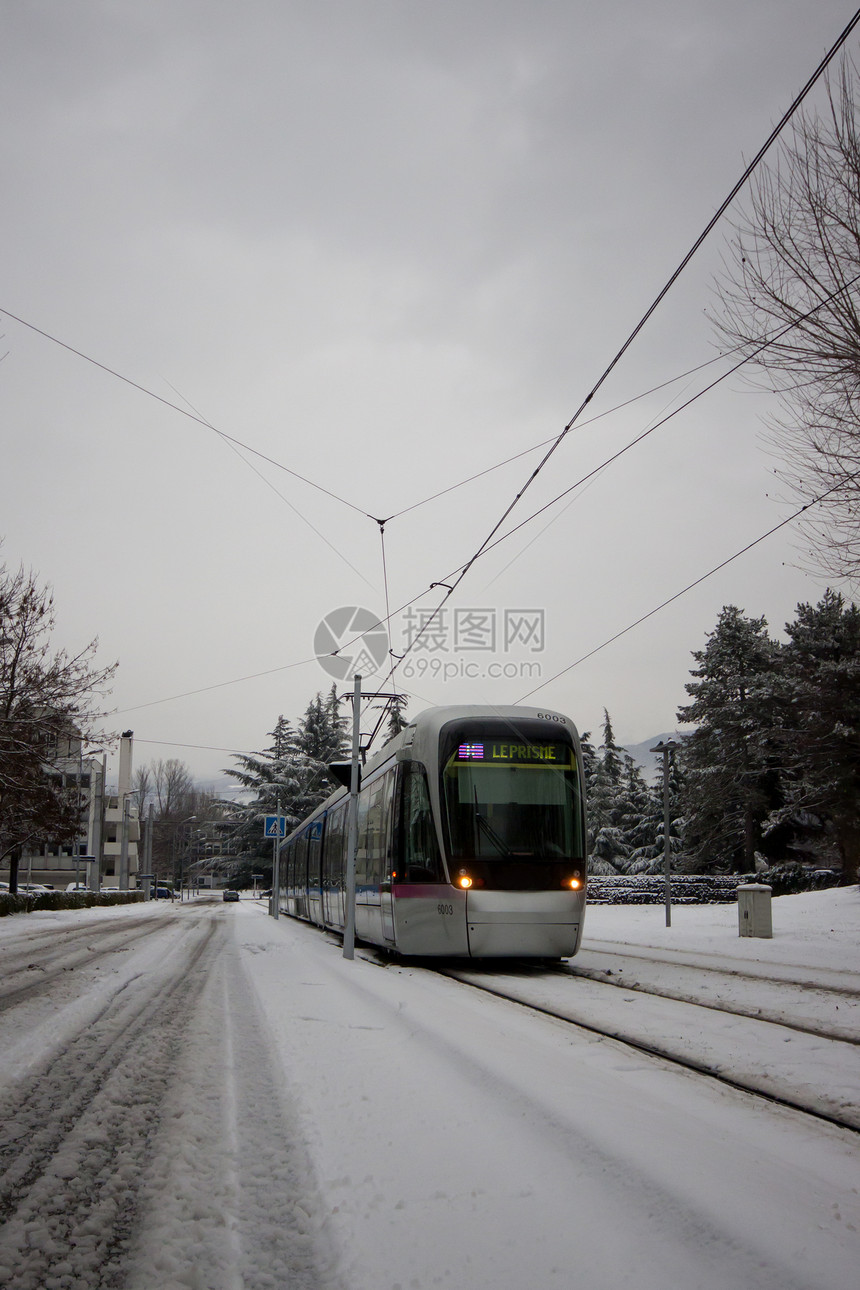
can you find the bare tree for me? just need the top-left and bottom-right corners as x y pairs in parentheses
(714, 56), (860, 585)
(0, 558), (116, 886)
(132, 764), (153, 814)
(151, 758), (195, 818)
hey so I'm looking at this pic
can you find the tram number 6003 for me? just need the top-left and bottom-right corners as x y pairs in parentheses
(536, 712), (567, 723)
(437, 903), (454, 916)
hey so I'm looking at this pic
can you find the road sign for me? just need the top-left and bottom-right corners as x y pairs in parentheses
(264, 816), (286, 838)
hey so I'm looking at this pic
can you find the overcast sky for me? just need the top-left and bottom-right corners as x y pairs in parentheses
(2, 1), (857, 789)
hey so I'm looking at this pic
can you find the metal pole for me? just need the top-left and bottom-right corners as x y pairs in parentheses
(272, 726), (282, 920)
(144, 803), (154, 900)
(650, 739), (679, 929)
(89, 757), (105, 892)
(662, 748), (671, 928)
(343, 673), (362, 960)
(119, 795), (130, 891)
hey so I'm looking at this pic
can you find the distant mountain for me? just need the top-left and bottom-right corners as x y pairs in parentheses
(622, 732), (685, 782)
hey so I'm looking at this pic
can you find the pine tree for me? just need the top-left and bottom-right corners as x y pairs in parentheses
(222, 711), (331, 885)
(626, 747), (685, 873)
(779, 591), (860, 882)
(384, 694), (409, 742)
(587, 710), (632, 872)
(678, 607), (785, 872)
(298, 688), (348, 763)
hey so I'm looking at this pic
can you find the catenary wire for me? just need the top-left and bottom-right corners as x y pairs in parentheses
(162, 379), (378, 591)
(516, 467), (860, 703)
(84, 14), (860, 725)
(380, 346), (748, 524)
(111, 269), (860, 721)
(0, 305), (375, 520)
(460, 271), (860, 574)
(378, 11), (860, 674)
(371, 271), (860, 689)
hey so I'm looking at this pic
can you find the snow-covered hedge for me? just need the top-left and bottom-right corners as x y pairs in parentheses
(586, 866), (841, 904)
(0, 890), (145, 917)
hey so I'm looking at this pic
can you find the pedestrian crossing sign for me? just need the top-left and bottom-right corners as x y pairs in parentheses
(264, 816), (286, 838)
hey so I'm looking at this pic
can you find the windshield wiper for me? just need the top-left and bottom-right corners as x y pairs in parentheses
(473, 791), (513, 857)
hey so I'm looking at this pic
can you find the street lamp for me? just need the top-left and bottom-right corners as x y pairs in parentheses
(119, 789), (143, 892)
(176, 815), (196, 901)
(650, 740), (680, 927)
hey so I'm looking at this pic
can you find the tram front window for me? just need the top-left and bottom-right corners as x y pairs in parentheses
(442, 740), (583, 870)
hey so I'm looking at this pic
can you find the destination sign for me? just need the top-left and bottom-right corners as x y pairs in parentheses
(455, 741), (568, 765)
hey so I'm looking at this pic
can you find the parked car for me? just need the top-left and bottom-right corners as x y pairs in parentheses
(66, 882), (88, 893)
(17, 883), (54, 897)
(154, 886), (174, 899)
(222, 890), (240, 902)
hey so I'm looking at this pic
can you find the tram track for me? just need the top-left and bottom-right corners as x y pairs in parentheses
(426, 961), (860, 1135)
(579, 939), (860, 996)
(561, 958), (860, 1045)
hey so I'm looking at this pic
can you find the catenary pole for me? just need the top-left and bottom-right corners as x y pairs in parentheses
(651, 739), (679, 927)
(343, 673), (362, 960)
(271, 723), (282, 919)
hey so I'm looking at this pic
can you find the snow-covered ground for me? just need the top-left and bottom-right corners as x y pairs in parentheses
(0, 889), (857, 1290)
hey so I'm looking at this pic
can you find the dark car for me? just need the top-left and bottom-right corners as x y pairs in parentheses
(222, 890), (240, 902)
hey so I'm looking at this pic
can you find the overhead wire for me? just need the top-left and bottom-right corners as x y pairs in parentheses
(109, 265), (860, 722)
(374, 10), (860, 678)
(516, 464), (860, 702)
(380, 346), (748, 524)
(0, 305), (375, 520)
(43, 12), (860, 734)
(460, 271), (860, 575)
(162, 379), (378, 590)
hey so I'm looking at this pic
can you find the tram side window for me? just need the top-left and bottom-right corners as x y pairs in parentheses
(355, 791), (371, 890)
(360, 772), (395, 888)
(399, 762), (444, 883)
(323, 805), (346, 889)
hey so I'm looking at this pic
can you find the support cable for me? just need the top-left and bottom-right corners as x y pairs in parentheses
(376, 11), (860, 675)
(0, 305), (375, 519)
(516, 467), (860, 702)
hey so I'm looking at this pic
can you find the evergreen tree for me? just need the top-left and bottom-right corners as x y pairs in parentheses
(223, 712), (331, 885)
(298, 687), (348, 763)
(626, 747), (685, 873)
(384, 693), (409, 742)
(779, 591), (860, 883)
(678, 607), (786, 872)
(587, 710), (632, 872)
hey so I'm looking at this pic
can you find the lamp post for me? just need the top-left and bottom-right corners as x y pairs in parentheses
(175, 815), (196, 901)
(650, 740), (679, 927)
(119, 789), (142, 892)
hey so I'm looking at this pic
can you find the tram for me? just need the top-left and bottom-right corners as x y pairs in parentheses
(279, 705), (587, 957)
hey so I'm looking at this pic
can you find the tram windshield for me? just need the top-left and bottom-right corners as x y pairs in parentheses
(442, 739), (583, 861)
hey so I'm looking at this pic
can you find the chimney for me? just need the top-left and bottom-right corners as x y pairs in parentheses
(119, 730), (134, 796)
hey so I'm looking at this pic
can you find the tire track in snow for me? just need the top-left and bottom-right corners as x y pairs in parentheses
(0, 917), (174, 1014)
(0, 912), (221, 1289)
(122, 924), (342, 1290)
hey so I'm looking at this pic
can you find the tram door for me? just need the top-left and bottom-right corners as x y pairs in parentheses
(378, 770), (397, 943)
(322, 804), (346, 930)
(306, 817), (324, 926)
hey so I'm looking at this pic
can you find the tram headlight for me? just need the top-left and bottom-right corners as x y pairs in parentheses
(457, 869), (473, 890)
(566, 875), (583, 890)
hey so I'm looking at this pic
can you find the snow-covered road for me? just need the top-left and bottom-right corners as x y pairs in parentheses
(0, 892), (857, 1290)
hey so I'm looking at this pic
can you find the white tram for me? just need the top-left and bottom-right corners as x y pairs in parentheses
(280, 705), (587, 957)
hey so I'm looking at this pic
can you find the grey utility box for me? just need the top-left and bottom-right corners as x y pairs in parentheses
(737, 883), (773, 938)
